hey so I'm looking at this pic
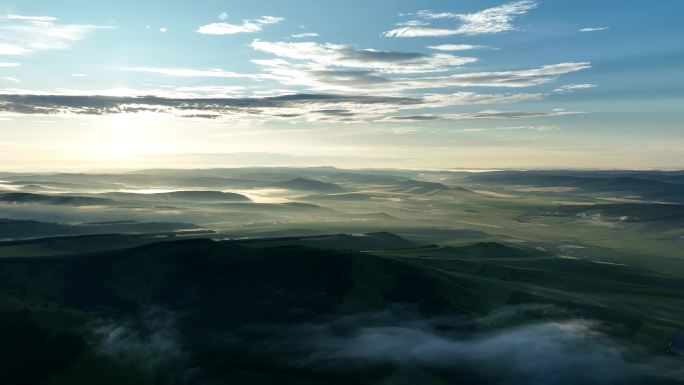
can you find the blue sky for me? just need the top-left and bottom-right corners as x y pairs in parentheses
(0, 0), (682, 170)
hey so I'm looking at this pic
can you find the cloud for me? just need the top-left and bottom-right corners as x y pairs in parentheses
(2, 2), (594, 129)
(0, 14), (112, 55)
(159, 27), (168, 33)
(258, 16), (283, 24)
(254, 61), (591, 93)
(197, 22), (260, 35)
(124, 8), (591, 115)
(384, 26), (461, 38)
(427, 44), (489, 51)
(580, 27), (609, 32)
(251, 40), (477, 73)
(422, 91), (544, 107)
(122, 66), (266, 79)
(196, 15), (283, 35)
(4, 58), (590, 122)
(3, 77), (21, 83)
(0, 92), (422, 122)
(0, 89), (581, 124)
(291, 32), (319, 38)
(0, 61), (20, 67)
(394, 62), (591, 89)
(459, 124), (560, 132)
(498, 125), (560, 131)
(244, 25), (589, 93)
(171, 85), (245, 97)
(3, 14), (57, 22)
(384, 1), (537, 37)
(554, 83), (596, 93)
(71, 73), (88, 77)
(388, 109), (580, 121)
(51, 56), (588, 122)
(0, 44), (27, 55)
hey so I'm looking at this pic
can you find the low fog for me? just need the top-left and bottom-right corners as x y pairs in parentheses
(87, 305), (675, 384)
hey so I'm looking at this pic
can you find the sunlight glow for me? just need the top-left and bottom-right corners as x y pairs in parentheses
(88, 112), (172, 161)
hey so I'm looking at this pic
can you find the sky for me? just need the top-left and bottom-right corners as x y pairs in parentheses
(0, 0), (682, 171)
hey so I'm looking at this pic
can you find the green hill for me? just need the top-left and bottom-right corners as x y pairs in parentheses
(105, 190), (251, 202)
(0, 192), (115, 206)
(0, 218), (202, 241)
(273, 178), (345, 192)
(1, 238), (682, 384)
(466, 172), (684, 203)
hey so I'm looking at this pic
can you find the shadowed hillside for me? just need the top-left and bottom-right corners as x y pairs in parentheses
(1, 237), (683, 384)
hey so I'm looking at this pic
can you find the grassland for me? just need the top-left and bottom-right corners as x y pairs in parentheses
(0, 167), (683, 384)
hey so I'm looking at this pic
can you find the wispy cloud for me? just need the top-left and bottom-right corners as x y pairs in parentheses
(3, 77), (21, 83)
(291, 32), (319, 38)
(507, 125), (560, 131)
(172, 85), (245, 97)
(385, 1), (537, 37)
(0, 2), (595, 127)
(427, 44), (489, 51)
(196, 15), (283, 35)
(253, 60), (591, 93)
(0, 92), (422, 122)
(554, 83), (596, 93)
(121, 56), (589, 113)
(251, 40), (477, 73)
(122, 67), (266, 79)
(0, 14), (112, 55)
(0, 90), (580, 123)
(0, 61), (20, 67)
(387, 109), (580, 122)
(0, 44), (26, 55)
(390, 62), (591, 89)
(422, 91), (544, 107)
(3, 14), (57, 22)
(580, 27), (609, 32)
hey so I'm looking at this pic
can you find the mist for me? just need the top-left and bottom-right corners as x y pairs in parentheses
(91, 307), (185, 374)
(244, 306), (669, 385)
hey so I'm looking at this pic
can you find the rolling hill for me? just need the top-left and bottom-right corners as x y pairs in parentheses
(273, 178), (346, 192)
(0, 237), (683, 384)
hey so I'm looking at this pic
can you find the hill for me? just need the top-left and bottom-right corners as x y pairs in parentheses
(466, 172), (684, 203)
(391, 179), (452, 194)
(152, 190), (251, 201)
(0, 192), (115, 206)
(0, 218), (202, 241)
(273, 177), (345, 192)
(1, 238), (683, 384)
(105, 190), (251, 202)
